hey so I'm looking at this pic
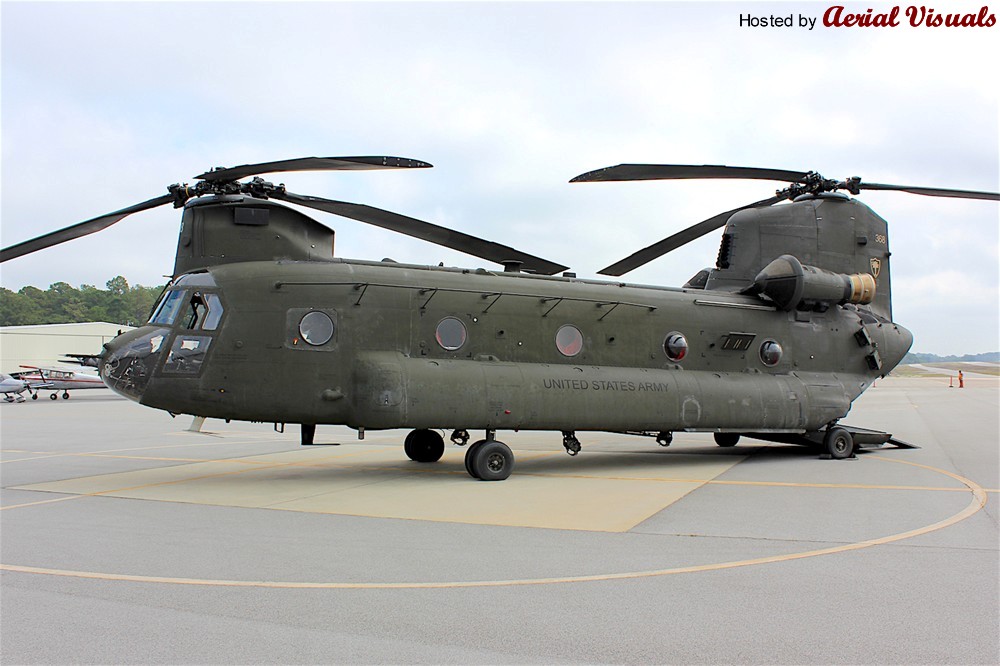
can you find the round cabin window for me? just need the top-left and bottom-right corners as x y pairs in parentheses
(664, 332), (688, 362)
(435, 317), (467, 351)
(760, 340), (783, 366)
(555, 325), (584, 357)
(299, 311), (335, 346)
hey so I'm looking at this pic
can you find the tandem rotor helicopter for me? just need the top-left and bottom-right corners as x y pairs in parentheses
(3, 156), (997, 480)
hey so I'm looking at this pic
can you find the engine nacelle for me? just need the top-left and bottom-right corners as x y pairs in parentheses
(751, 254), (875, 312)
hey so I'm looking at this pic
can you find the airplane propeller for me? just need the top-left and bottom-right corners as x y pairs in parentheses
(573, 164), (1000, 276)
(1, 156), (569, 275)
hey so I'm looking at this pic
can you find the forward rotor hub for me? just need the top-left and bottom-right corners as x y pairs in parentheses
(167, 177), (286, 208)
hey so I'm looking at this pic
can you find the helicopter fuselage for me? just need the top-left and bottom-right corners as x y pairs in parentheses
(100, 257), (912, 437)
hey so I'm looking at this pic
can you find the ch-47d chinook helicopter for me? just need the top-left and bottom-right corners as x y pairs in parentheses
(2, 156), (997, 480)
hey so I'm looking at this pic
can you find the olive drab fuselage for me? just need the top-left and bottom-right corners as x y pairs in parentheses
(101, 253), (912, 436)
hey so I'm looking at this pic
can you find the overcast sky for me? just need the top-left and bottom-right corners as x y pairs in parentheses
(2, 1), (997, 355)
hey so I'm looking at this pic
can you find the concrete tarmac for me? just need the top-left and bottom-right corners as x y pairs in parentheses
(1, 376), (997, 664)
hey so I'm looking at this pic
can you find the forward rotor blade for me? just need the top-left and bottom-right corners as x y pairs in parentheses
(598, 195), (784, 276)
(857, 182), (999, 201)
(196, 156), (432, 182)
(272, 190), (570, 275)
(0, 194), (173, 263)
(571, 164), (811, 184)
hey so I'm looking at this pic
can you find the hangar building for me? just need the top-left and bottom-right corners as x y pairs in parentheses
(0, 322), (133, 374)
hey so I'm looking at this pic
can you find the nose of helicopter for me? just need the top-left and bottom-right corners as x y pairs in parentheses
(100, 327), (170, 403)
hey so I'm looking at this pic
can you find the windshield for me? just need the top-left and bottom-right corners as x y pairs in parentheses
(149, 290), (187, 326)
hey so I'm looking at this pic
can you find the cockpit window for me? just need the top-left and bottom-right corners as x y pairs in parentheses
(201, 293), (224, 331)
(150, 290), (187, 325)
(163, 335), (212, 374)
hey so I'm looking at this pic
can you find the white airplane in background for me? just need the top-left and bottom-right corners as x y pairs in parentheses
(1, 374), (30, 402)
(10, 365), (107, 400)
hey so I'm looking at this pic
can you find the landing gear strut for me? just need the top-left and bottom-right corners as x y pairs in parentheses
(562, 431), (582, 456)
(464, 429), (514, 481)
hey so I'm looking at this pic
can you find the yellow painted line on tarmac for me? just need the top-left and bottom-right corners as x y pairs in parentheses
(0, 495), (88, 511)
(1, 453), (68, 463)
(515, 471), (985, 494)
(0, 457), (988, 589)
(0, 448), (378, 512)
(0, 438), (291, 463)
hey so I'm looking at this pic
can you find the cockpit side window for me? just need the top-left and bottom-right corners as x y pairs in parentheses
(183, 292), (206, 330)
(181, 291), (224, 331)
(150, 290), (187, 326)
(202, 293), (224, 331)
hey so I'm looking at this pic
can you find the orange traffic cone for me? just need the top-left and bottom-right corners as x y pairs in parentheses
(949, 376), (954, 388)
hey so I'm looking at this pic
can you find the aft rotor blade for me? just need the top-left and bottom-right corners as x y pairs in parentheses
(571, 164), (811, 184)
(196, 156), (433, 183)
(857, 182), (999, 201)
(0, 194), (174, 263)
(598, 195), (784, 276)
(272, 190), (570, 275)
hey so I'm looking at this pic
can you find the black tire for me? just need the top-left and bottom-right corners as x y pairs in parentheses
(471, 440), (514, 481)
(464, 440), (486, 478)
(62, 392), (70, 400)
(49, 393), (57, 401)
(31, 394), (38, 400)
(403, 429), (445, 463)
(714, 433), (740, 447)
(824, 426), (854, 459)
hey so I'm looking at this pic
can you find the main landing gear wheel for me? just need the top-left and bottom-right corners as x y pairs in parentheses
(62, 391), (70, 400)
(824, 426), (855, 459)
(464, 440), (487, 478)
(468, 440), (514, 481)
(403, 429), (445, 463)
(714, 433), (740, 447)
(49, 393), (57, 401)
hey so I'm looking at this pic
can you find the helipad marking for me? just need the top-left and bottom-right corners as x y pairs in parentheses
(0, 457), (987, 589)
(1, 448), (376, 512)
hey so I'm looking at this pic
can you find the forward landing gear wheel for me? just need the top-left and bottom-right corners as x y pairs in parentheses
(403, 429), (445, 463)
(464, 440), (487, 478)
(31, 393), (38, 400)
(714, 433), (740, 447)
(470, 440), (514, 481)
(824, 426), (854, 459)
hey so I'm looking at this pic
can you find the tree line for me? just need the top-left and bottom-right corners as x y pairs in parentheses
(0, 277), (166, 327)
